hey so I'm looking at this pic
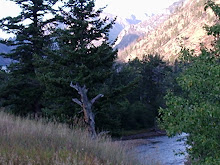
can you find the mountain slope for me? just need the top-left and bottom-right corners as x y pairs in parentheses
(0, 42), (12, 66)
(117, 0), (219, 62)
(100, 13), (142, 43)
(114, 0), (186, 51)
(114, 14), (169, 50)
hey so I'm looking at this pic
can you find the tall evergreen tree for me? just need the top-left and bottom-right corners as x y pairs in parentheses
(0, 0), (57, 115)
(38, 0), (117, 120)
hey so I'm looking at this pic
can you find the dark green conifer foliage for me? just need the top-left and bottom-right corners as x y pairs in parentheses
(0, 0), (57, 115)
(38, 0), (117, 119)
(124, 55), (171, 129)
(96, 55), (171, 134)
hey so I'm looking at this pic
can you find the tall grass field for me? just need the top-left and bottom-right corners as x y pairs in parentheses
(0, 110), (138, 165)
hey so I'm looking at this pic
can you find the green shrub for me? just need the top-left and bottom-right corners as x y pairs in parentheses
(159, 48), (220, 164)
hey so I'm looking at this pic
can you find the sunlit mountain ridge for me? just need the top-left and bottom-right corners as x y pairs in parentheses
(117, 0), (219, 62)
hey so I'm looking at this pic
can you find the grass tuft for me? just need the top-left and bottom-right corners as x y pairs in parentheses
(0, 110), (139, 165)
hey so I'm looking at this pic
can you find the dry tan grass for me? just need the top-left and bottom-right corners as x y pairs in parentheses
(0, 110), (139, 165)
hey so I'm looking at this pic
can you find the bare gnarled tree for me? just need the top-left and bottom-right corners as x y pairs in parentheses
(70, 82), (104, 138)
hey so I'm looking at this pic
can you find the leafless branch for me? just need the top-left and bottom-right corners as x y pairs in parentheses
(78, 110), (83, 114)
(72, 98), (83, 107)
(70, 82), (77, 90)
(91, 94), (104, 105)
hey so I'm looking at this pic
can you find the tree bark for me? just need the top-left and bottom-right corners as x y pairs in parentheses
(70, 82), (103, 138)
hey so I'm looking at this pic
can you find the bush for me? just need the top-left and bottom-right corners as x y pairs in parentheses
(159, 2), (220, 163)
(159, 49), (220, 164)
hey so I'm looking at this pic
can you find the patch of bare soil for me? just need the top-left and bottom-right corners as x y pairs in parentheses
(119, 130), (167, 149)
(121, 130), (166, 140)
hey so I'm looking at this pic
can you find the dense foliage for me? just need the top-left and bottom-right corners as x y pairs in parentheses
(159, 0), (220, 164)
(0, 0), (57, 114)
(36, 0), (117, 120)
(96, 55), (171, 134)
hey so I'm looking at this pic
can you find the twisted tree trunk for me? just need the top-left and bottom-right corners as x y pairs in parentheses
(70, 82), (103, 138)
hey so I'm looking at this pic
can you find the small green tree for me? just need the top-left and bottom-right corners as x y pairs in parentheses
(159, 1), (220, 164)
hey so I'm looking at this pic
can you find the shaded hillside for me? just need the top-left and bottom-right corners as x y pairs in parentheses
(118, 0), (219, 62)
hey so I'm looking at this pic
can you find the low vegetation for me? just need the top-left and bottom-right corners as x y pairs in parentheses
(0, 110), (138, 165)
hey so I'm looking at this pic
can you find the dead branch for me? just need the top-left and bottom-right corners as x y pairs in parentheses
(70, 82), (104, 139)
(72, 98), (83, 107)
(91, 94), (104, 105)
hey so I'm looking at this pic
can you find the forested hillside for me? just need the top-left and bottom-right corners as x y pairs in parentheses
(118, 0), (219, 62)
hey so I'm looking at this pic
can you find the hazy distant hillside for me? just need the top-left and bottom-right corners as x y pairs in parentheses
(114, 14), (169, 50)
(0, 42), (12, 66)
(100, 13), (142, 43)
(166, 0), (186, 13)
(117, 0), (219, 62)
(114, 0), (186, 51)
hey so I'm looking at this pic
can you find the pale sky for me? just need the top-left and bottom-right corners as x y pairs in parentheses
(0, 0), (179, 39)
(95, 0), (179, 18)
